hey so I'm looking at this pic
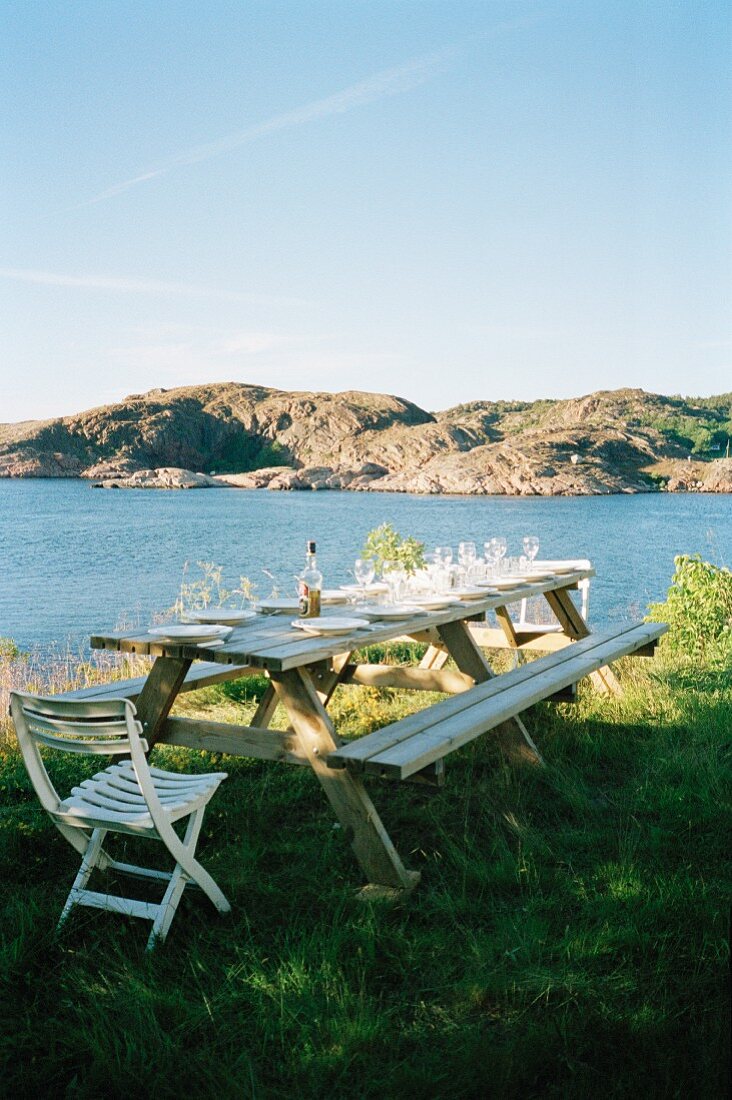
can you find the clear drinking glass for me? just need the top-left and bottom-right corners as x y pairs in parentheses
(354, 558), (375, 600)
(522, 535), (540, 564)
(435, 545), (453, 567)
(486, 537), (507, 575)
(484, 541), (498, 577)
(494, 537), (508, 573)
(458, 540), (477, 584)
(382, 560), (406, 604)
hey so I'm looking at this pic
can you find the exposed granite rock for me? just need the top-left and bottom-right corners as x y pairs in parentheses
(93, 467), (224, 489)
(1, 382), (730, 494)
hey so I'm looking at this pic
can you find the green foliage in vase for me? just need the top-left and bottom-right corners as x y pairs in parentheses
(648, 554), (732, 656)
(361, 522), (426, 576)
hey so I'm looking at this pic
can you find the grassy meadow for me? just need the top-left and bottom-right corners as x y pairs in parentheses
(0, 571), (730, 1097)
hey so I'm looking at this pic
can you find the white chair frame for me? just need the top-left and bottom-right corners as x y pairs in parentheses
(516, 560), (591, 635)
(10, 691), (230, 950)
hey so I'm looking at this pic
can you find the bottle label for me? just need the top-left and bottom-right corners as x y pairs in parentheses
(298, 581), (321, 618)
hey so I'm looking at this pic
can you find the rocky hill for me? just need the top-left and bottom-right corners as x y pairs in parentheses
(1, 382), (730, 495)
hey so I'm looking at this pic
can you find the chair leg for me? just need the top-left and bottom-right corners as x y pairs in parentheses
(146, 865), (189, 950)
(172, 806), (231, 915)
(147, 808), (230, 950)
(57, 827), (107, 929)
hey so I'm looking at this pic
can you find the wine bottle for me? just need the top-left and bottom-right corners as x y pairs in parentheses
(298, 540), (322, 618)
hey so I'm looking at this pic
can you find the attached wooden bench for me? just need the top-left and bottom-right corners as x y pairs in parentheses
(327, 621), (667, 781)
(56, 661), (255, 703)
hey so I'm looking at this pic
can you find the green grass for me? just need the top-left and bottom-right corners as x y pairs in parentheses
(0, 646), (729, 1098)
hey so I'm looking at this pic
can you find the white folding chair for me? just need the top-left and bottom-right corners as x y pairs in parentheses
(516, 559), (591, 635)
(10, 691), (231, 950)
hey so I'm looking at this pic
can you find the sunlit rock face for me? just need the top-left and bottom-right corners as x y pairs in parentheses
(1, 383), (730, 495)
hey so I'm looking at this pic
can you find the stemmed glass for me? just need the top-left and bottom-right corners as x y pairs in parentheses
(354, 558), (375, 605)
(382, 560), (406, 605)
(522, 536), (539, 569)
(486, 537), (507, 575)
(458, 540), (477, 584)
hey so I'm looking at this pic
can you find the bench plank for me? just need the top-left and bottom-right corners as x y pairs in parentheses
(328, 622), (666, 779)
(56, 661), (255, 703)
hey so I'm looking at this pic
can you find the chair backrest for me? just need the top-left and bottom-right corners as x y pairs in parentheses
(9, 692), (148, 815)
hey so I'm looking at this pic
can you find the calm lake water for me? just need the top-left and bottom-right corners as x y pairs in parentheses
(1, 479), (730, 651)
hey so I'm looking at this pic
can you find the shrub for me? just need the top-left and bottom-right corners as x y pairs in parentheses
(648, 554), (732, 656)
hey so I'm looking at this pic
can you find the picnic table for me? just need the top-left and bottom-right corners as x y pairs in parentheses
(88, 569), (666, 898)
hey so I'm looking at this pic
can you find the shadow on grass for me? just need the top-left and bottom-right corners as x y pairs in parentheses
(0, 661), (730, 1097)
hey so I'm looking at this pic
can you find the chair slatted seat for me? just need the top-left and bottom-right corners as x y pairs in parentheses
(10, 691), (231, 950)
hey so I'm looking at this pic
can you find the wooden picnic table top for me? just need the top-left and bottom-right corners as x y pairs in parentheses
(90, 568), (594, 672)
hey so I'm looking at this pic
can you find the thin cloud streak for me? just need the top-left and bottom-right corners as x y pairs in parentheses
(0, 266), (305, 306)
(84, 47), (456, 205)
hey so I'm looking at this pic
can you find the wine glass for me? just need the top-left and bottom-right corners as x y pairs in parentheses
(522, 536), (539, 566)
(494, 537), (507, 573)
(382, 560), (406, 605)
(435, 545), (453, 567)
(483, 540), (497, 577)
(458, 540), (477, 583)
(486, 537), (507, 575)
(354, 558), (375, 604)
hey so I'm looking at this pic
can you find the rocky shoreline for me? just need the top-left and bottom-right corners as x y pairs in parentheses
(86, 458), (732, 495)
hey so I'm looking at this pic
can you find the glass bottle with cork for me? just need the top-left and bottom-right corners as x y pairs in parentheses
(298, 540), (322, 618)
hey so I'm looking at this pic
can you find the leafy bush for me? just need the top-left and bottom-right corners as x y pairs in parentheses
(648, 555), (732, 656)
(361, 522), (426, 575)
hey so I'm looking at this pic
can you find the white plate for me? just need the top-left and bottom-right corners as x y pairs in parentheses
(473, 583), (500, 593)
(520, 571), (557, 582)
(491, 577), (531, 590)
(187, 609), (257, 625)
(408, 595), (462, 610)
(339, 582), (390, 595)
(291, 616), (370, 637)
(321, 590), (349, 604)
(358, 604), (426, 621)
(533, 561), (581, 574)
(451, 587), (489, 600)
(148, 624), (233, 644)
(256, 598), (301, 614)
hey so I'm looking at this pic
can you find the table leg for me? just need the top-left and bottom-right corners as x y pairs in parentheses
(419, 645), (449, 671)
(309, 652), (353, 706)
(251, 682), (278, 728)
(436, 620), (543, 765)
(544, 588), (622, 696)
(135, 656), (192, 749)
(270, 668), (420, 896)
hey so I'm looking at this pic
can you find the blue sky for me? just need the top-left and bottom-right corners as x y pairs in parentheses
(2, 0), (730, 422)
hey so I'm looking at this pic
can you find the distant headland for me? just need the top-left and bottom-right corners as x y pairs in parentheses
(1, 382), (730, 495)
